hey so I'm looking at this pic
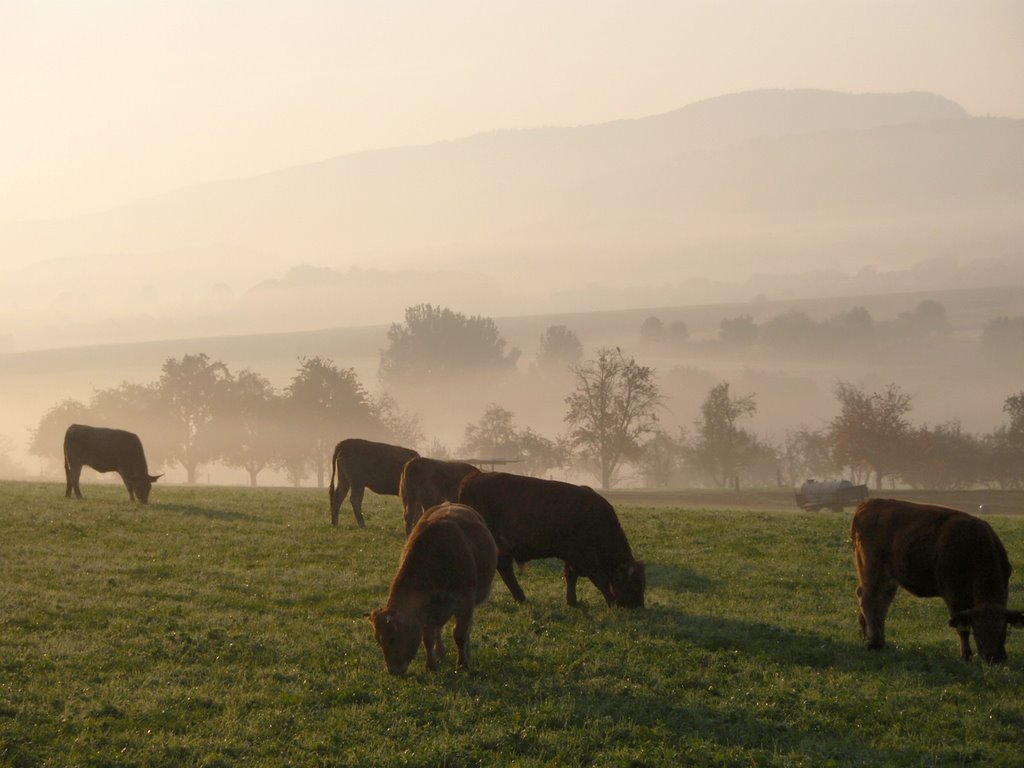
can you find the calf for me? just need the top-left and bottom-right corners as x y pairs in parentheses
(64, 424), (162, 503)
(328, 438), (419, 527)
(369, 503), (497, 675)
(458, 471), (645, 608)
(852, 498), (1024, 663)
(399, 457), (479, 535)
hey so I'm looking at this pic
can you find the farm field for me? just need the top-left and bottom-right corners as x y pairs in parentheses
(2, 482), (1024, 767)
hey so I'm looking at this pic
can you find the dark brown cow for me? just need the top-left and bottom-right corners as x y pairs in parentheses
(852, 498), (1024, 663)
(64, 424), (163, 504)
(458, 471), (645, 608)
(328, 438), (419, 527)
(399, 457), (480, 535)
(369, 503), (497, 675)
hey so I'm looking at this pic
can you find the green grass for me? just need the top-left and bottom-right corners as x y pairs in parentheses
(2, 482), (1024, 767)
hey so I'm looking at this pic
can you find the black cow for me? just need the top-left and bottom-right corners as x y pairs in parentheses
(64, 424), (162, 503)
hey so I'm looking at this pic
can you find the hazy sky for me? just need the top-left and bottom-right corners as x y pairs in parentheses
(2, 0), (1022, 224)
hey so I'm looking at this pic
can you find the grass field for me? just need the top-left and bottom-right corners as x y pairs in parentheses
(2, 482), (1024, 767)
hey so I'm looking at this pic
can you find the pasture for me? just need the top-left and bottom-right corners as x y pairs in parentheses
(2, 482), (1023, 767)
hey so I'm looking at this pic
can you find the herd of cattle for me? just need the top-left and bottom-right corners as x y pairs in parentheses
(63, 424), (1024, 673)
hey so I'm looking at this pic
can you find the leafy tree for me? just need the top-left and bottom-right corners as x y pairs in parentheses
(371, 392), (425, 450)
(0, 435), (25, 478)
(158, 353), (232, 484)
(512, 428), (569, 478)
(89, 382), (170, 465)
(564, 347), (661, 488)
(689, 382), (757, 487)
(283, 356), (378, 488)
(719, 314), (757, 347)
(828, 381), (912, 489)
(29, 397), (91, 469)
(638, 429), (686, 488)
(667, 320), (690, 343)
(761, 310), (823, 354)
(781, 427), (835, 487)
(640, 316), (665, 343)
(217, 369), (281, 487)
(379, 304), (520, 384)
(900, 421), (984, 490)
(886, 299), (949, 339)
(536, 325), (583, 374)
(982, 390), (1024, 489)
(461, 404), (519, 459)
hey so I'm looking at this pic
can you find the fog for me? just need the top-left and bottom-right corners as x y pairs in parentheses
(1, 4), (1023, 488)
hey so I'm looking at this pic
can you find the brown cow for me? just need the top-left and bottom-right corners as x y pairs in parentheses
(399, 457), (480, 535)
(458, 471), (645, 608)
(328, 438), (419, 527)
(852, 498), (1024, 663)
(64, 424), (163, 503)
(369, 503), (497, 675)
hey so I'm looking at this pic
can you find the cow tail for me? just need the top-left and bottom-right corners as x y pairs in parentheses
(329, 444), (340, 497)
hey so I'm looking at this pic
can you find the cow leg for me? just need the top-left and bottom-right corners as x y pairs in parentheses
(564, 563), (580, 606)
(453, 608), (474, 670)
(496, 554), (527, 603)
(330, 475), (350, 526)
(66, 463), (83, 499)
(350, 485), (367, 528)
(422, 625), (444, 671)
(120, 473), (135, 502)
(857, 582), (897, 650)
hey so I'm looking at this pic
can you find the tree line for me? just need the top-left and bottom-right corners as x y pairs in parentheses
(25, 302), (1024, 491)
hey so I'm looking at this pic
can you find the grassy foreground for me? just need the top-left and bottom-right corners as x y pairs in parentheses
(2, 482), (1023, 767)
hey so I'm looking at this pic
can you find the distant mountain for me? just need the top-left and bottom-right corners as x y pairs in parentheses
(2, 89), (1021, 348)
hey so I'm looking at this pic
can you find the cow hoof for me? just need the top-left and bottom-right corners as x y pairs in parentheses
(866, 641), (884, 651)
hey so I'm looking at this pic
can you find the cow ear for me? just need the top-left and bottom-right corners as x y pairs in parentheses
(949, 609), (975, 631)
(1005, 609), (1024, 628)
(149, 474), (163, 483)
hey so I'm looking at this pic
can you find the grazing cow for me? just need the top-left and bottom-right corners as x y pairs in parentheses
(852, 498), (1024, 663)
(399, 457), (480, 535)
(369, 503), (497, 675)
(63, 424), (163, 504)
(458, 472), (645, 608)
(328, 438), (419, 527)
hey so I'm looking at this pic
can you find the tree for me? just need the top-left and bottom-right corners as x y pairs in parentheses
(638, 429), (685, 487)
(901, 421), (984, 490)
(719, 314), (757, 347)
(29, 397), (91, 470)
(981, 316), (1024, 368)
(536, 325), (583, 374)
(89, 381), (170, 465)
(371, 392), (425, 450)
(640, 316), (665, 343)
(689, 382), (757, 487)
(158, 353), (233, 483)
(781, 427), (835, 487)
(461, 404), (519, 459)
(512, 428), (569, 478)
(886, 299), (949, 339)
(218, 369), (281, 487)
(379, 304), (520, 384)
(283, 356), (378, 488)
(564, 347), (661, 488)
(828, 381), (912, 489)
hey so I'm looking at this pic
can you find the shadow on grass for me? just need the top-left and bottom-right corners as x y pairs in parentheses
(155, 502), (266, 523)
(646, 562), (717, 593)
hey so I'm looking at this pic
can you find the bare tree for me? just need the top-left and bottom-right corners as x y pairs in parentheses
(564, 347), (661, 488)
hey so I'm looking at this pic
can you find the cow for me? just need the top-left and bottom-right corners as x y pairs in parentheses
(458, 471), (645, 608)
(369, 502), (497, 675)
(851, 498), (1024, 663)
(328, 438), (419, 527)
(399, 457), (480, 535)
(63, 424), (163, 504)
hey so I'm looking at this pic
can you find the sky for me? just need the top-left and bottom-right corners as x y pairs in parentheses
(2, 0), (1023, 225)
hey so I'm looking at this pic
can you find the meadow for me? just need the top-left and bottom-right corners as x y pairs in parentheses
(2, 482), (1023, 767)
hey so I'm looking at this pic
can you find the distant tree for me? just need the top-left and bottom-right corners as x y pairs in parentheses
(900, 421), (984, 490)
(217, 369), (281, 487)
(982, 390), (1024, 489)
(981, 316), (1024, 367)
(283, 356), (378, 488)
(825, 306), (874, 347)
(640, 316), (665, 343)
(29, 397), (91, 469)
(828, 381), (912, 489)
(564, 347), (661, 488)
(379, 304), (520, 384)
(0, 435), (25, 478)
(89, 381), (170, 465)
(461, 404), (519, 459)
(781, 427), (835, 487)
(512, 428), (569, 478)
(158, 353), (233, 484)
(886, 299), (949, 339)
(719, 314), (757, 347)
(689, 382), (757, 487)
(371, 392), (425, 450)
(638, 429), (685, 488)
(536, 325), (583, 374)
(761, 310), (823, 354)
(667, 320), (690, 343)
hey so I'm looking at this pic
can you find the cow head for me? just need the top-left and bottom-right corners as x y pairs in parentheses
(610, 561), (646, 609)
(369, 608), (420, 675)
(949, 605), (1024, 664)
(135, 473), (163, 504)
